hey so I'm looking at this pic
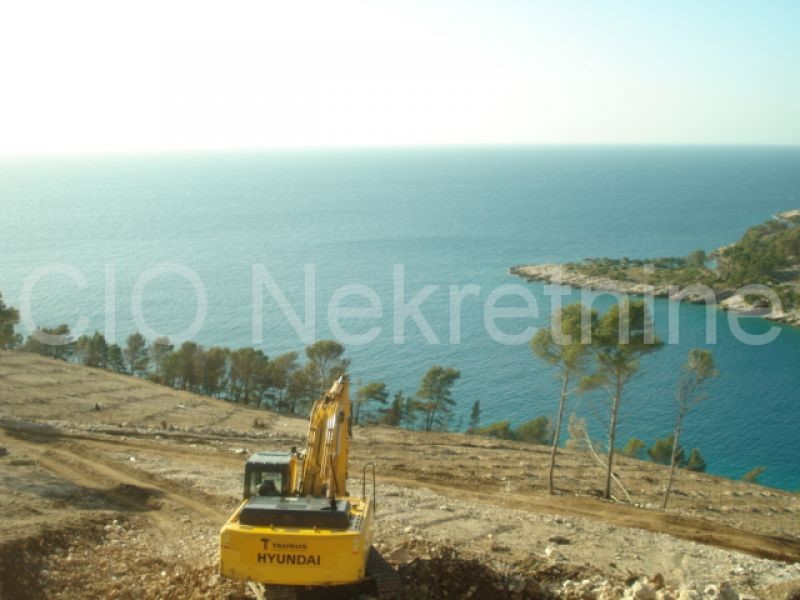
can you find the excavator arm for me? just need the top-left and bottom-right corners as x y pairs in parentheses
(299, 376), (351, 499)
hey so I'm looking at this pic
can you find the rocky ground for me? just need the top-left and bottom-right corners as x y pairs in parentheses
(509, 264), (678, 297)
(1, 351), (799, 599)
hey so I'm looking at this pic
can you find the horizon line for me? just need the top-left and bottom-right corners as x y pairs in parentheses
(2, 141), (800, 160)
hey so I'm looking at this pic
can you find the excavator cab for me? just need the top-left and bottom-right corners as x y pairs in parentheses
(243, 451), (298, 499)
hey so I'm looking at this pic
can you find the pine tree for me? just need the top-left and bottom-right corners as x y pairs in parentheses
(354, 382), (389, 425)
(414, 366), (460, 431)
(380, 391), (406, 427)
(532, 303), (593, 494)
(581, 300), (663, 500)
(124, 332), (149, 376)
(467, 400), (481, 433)
(662, 349), (717, 508)
(649, 435), (683, 466)
(107, 344), (126, 373)
(22, 324), (75, 360)
(620, 438), (647, 459)
(685, 448), (707, 472)
(0, 292), (21, 349)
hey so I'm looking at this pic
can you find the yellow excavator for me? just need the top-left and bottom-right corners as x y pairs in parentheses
(219, 375), (402, 599)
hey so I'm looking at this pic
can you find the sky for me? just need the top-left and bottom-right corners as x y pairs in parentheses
(0, 0), (799, 154)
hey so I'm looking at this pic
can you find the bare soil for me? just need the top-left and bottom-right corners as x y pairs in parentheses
(1, 351), (799, 599)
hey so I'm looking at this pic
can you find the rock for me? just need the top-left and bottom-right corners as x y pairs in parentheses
(650, 574), (665, 590)
(524, 578), (544, 597)
(544, 546), (563, 560)
(677, 592), (700, 600)
(387, 547), (412, 564)
(718, 582), (738, 600)
(704, 585), (719, 598)
(598, 585), (621, 600)
(509, 578), (526, 594)
(626, 581), (656, 600)
(548, 535), (572, 545)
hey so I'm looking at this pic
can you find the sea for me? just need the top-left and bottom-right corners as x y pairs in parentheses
(1, 146), (799, 490)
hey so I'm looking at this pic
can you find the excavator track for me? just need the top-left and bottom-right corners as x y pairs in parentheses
(366, 546), (405, 599)
(248, 582), (298, 600)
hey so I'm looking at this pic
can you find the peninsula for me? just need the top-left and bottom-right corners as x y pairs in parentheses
(510, 211), (800, 327)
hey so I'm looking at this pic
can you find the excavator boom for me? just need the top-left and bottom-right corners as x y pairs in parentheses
(300, 377), (351, 498)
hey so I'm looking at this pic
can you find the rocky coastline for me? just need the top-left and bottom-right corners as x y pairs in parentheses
(509, 263), (800, 327)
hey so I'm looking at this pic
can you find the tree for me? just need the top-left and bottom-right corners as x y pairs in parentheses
(742, 466), (766, 484)
(201, 346), (229, 397)
(124, 332), (149, 376)
(565, 414), (589, 451)
(76, 331), (109, 368)
(620, 438), (647, 459)
(581, 300), (663, 500)
(285, 362), (319, 415)
(532, 303), (594, 494)
(516, 416), (553, 445)
(268, 351), (299, 408)
(305, 340), (349, 392)
(687, 249), (707, 267)
(229, 348), (268, 404)
(22, 324), (75, 360)
(473, 420), (514, 439)
(159, 352), (181, 387)
(254, 357), (280, 407)
(415, 366), (461, 431)
(401, 394), (417, 428)
(107, 344), (126, 373)
(467, 400), (481, 433)
(150, 337), (173, 378)
(662, 348), (717, 509)
(685, 448), (707, 472)
(380, 390), (406, 427)
(354, 381), (389, 425)
(0, 292), (21, 349)
(649, 435), (683, 466)
(173, 341), (205, 391)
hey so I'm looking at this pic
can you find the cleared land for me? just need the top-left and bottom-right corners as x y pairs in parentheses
(1, 351), (799, 599)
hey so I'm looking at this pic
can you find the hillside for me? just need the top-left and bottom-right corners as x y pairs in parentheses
(511, 211), (800, 326)
(1, 351), (799, 599)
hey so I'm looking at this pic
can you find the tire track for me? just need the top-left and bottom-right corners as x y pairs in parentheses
(0, 429), (228, 528)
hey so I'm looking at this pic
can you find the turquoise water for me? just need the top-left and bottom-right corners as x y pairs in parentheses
(1, 146), (799, 489)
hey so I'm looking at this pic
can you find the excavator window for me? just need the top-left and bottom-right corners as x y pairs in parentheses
(247, 469), (286, 498)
